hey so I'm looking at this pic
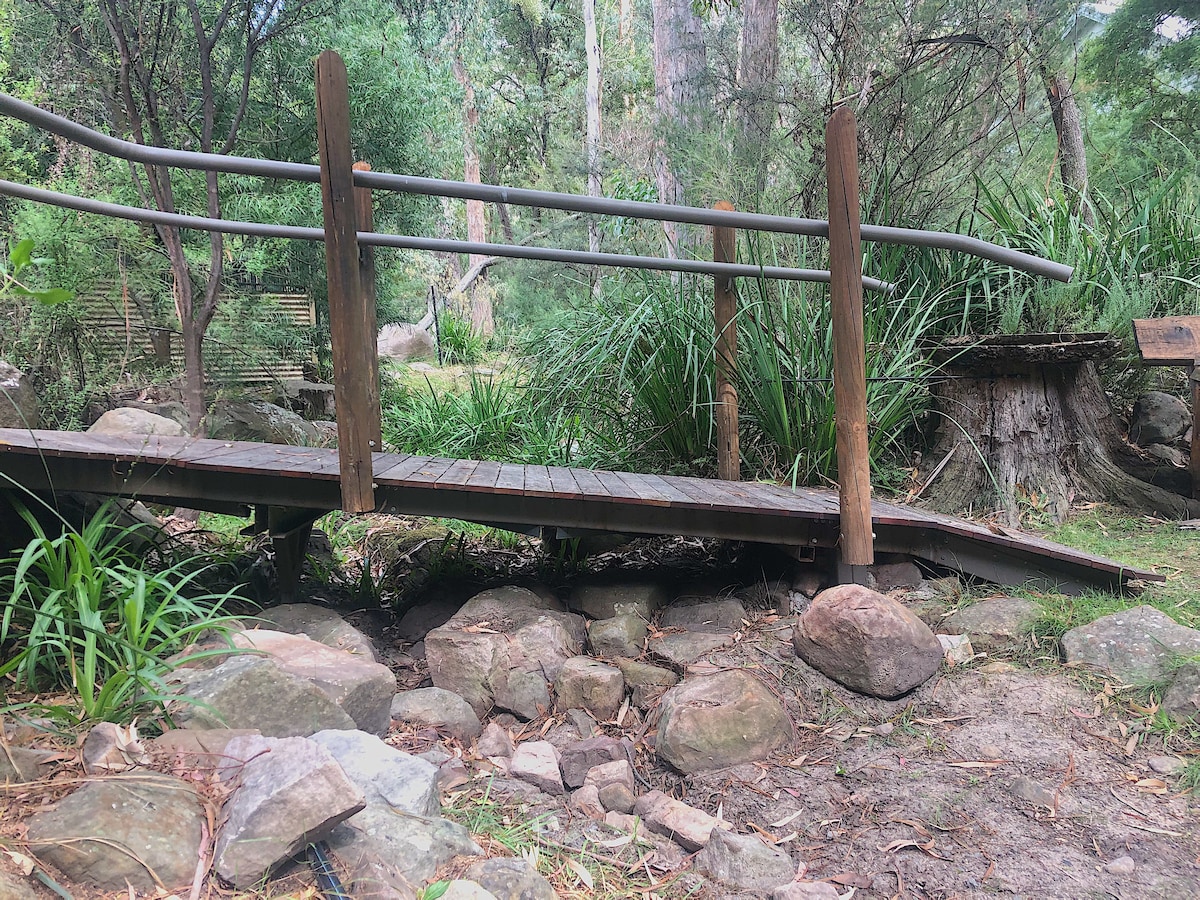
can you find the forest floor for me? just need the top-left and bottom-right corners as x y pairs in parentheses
(2, 506), (1198, 900)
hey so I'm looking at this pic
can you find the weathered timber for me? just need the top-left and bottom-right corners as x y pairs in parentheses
(713, 200), (740, 481)
(353, 161), (382, 450)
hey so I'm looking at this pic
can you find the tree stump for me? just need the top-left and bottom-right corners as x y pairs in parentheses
(922, 334), (1200, 525)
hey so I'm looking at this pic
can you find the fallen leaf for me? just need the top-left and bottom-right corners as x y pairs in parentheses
(829, 872), (872, 888)
(563, 857), (594, 889)
(769, 809), (805, 828)
(947, 760), (1005, 769)
(1134, 778), (1169, 794)
(2, 847), (35, 876)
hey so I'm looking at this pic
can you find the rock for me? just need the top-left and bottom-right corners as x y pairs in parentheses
(570, 784), (606, 819)
(569, 577), (669, 620)
(1148, 755), (1184, 776)
(426, 587), (583, 719)
(940, 597), (1041, 653)
(584, 759), (635, 794)
(736, 578), (792, 613)
(88, 407), (184, 436)
(215, 735), (366, 887)
(309, 730), (480, 887)
(0, 870), (37, 900)
(648, 631), (734, 667)
(773, 883), (842, 900)
(565, 707), (598, 738)
(792, 584), (943, 698)
(0, 360), (37, 428)
(27, 774), (204, 891)
(441, 881), (502, 900)
(477, 722), (515, 758)
(865, 557), (923, 591)
(511, 740), (564, 795)
(1060, 606), (1200, 682)
(1103, 856), (1136, 876)
(170, 655), (358, 737)
(599, 781), (636, 814)
(1146, 443), (1188, 467)
(1162, 662), (1200, 721)
(1131, 391), (1191, 446)
(255, 603), (378, 660)
(554, 657), (625, 720)
(661, 597), (747, 632)
(0, 746), (48, 782)
(396, 596), (461, 641)
(656, 670), (789, 773)
(151, 728), (261, 766)
(587, 614), (647, 658)
(791, 567), (825, 599)
(906, 598), (950, 629)
(207, 399), (320, 445)
(378, 322), (436, 362)
(559, 736), (624, 789)
(634, 789), (730, 851)
(81, 721), (149, 774)
(615, 659), (680, 708)
(1007, 775), (1055, 807)
(464, 857), (558, 900)
(391, 687), (483, 741)
(695, 828), (797, 891)
(231, 630), (396, 734)
(937, 633), (974, 666)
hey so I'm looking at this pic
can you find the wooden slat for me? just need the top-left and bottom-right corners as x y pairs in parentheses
(373, 454), (429, 482)
(522, 465), (556, 497)
(404, 457), (458, 485)
(493, 463), (526, 495)
(1133, 316), (1200, 366)
(467, 460), (504, 490)
(612, 472), (672, 506)
(593, 470), (650, 502)
(435, 458), (481, 488)
(546, 466), (583, 499)
(567, 466), (611, 500)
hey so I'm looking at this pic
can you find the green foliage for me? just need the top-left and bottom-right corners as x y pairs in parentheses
(0, 239), (72, 305)
(437, 312), (487, 365)
(0, 498), (245, 723)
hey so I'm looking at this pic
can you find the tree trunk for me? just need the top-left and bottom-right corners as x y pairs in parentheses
(583, 0), (603, 262)
(737, 0), (778, 206)
(451, 54), (493, 336)
(923, 336), (1200, 524)
(1044, 70), (1093, 224)
(652, 0), (709, 258)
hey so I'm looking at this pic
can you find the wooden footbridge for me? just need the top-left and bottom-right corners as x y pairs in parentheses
(0, 56), (1161, 599)
(0, 428), (1160, 596)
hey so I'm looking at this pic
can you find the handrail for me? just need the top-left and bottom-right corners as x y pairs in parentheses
(0, 92), (1073, 282)
(0, 179), (894, 292)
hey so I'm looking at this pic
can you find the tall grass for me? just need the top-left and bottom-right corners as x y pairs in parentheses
(0, 498), (243, 723)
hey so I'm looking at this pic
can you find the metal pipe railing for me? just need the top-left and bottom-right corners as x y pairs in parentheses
(0, 92), (1073, 282)
(0, 179), (895, 292)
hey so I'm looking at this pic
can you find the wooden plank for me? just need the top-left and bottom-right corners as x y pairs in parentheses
(404, 457), (458, 485)
(826, 106), (874, 568)
(467, 460), (504, 490)
(594, 470), (651, 502)
(373, 454), (428, 482)
(640, 473), (704, 506)
(435, 458), (481, 488)
(713, 200), (740, 481)
(613, 471), (671, 506)
(1192, 363), (1199, 499)
(522, 465), (556, 497)
(353, 160), (382, 450)
(493, 463), (526, 495)
(316, 50), (373, 513)
(547, 465), (584, 499)
(1133, 316), (1200, 366)
(567, 466), (611, 500)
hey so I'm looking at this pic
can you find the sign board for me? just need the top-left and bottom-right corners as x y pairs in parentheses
(1133, 316), (1200, 366)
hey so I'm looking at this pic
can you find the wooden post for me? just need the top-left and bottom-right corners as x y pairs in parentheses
(353, 161), (382, 451)
(713, 200), (740, 481)
(1192, 361), (1199, 499)
(316, 51), (374, 514)
(826, 106), (874, 574)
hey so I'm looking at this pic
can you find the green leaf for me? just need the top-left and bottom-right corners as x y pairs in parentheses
(29, 288), (73, 305)
(9, 238), (34, 272)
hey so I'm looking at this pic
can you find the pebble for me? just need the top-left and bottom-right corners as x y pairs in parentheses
(873, 722), (895, 737)
(1007, 775), (1055, 807)
(1148, 755), (1184, 776)
(1103, 856), (1136, 876)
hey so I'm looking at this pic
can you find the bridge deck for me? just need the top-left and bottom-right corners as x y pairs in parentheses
(0, 428), (1160, 593)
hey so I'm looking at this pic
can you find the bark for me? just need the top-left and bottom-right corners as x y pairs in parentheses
(451, 54), (493, 336)
(924, 341), (1200, 523)
(651, 0), (709, 258)
(583, 0), (603, 259)
(737, 0), (778, 206)
(1044, 69), (1093, 224)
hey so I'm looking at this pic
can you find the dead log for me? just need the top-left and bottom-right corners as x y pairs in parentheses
(923, 334), (1200, 524)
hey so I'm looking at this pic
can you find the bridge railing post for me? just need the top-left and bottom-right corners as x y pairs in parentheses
(316, 50), (374, 513)
(353, 160), (382, 451)
(826, 106), (874, 579)
(713, 200), (739, 481)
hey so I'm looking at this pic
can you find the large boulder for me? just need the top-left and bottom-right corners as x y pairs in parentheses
(215, 734), (366, 887)
(206, 399), (319, 445)
(792, 584), (943, 698)
(464, 858), (558, 900)
(1060, 606), (1200, 683)
(311, 729), (482, 889)
(1130, 391), (1191, 446)
(254, 603), (378, 661)
(88, 407), (185, 437)
(695, 828), (797, 892)
(656, 670), (789, 773)
(660, 597), (747, 632)
(425, 586), (584, 719)
(378, 323), (436, 362)
(1163, 662), (1200, 722)
(568, 577), (669, 620)
(27, 774), (205, 892)
(939, 596), (1042, 654)
(390, 687), (483, 742)
(0, 360), (38, 429)
(554, 657), (624, 720)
